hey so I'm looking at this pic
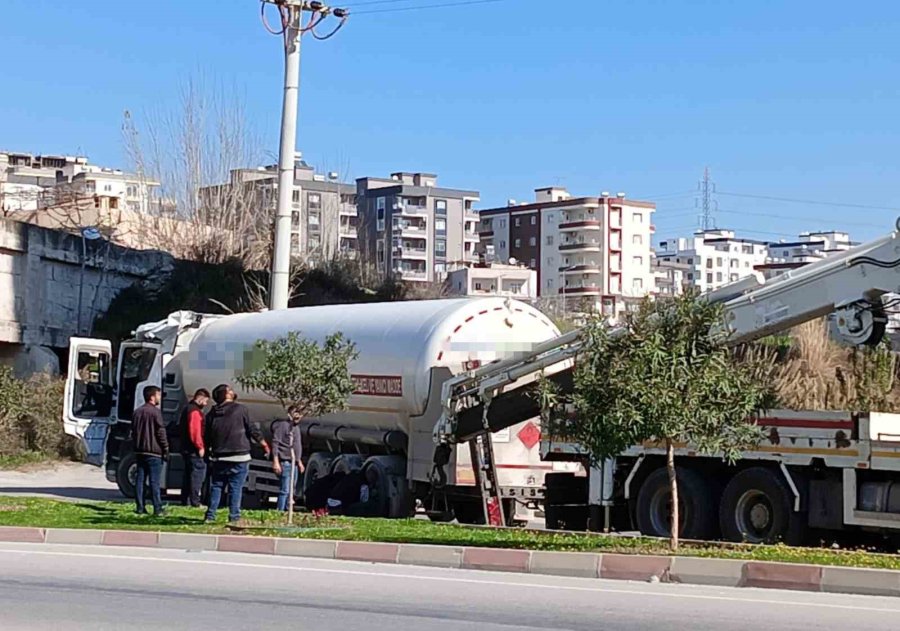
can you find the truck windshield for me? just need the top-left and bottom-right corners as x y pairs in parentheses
(117, 346), (157, 421)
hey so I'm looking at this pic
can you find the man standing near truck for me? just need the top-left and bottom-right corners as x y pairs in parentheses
(204, 384), (270, 523)
(179, 388), (211, 507)
(132, 386), (168, 516)
(272, 406), (305, 511)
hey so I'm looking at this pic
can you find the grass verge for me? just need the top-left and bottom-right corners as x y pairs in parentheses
(1, 495), (899, 570)
(0, 452), (48, 470)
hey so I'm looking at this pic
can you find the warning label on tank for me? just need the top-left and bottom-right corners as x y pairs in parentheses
(352, 375), (403, 397)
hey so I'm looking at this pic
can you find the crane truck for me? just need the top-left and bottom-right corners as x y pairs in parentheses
(431, 220), (900, 544)
(63, 297), (577, 522)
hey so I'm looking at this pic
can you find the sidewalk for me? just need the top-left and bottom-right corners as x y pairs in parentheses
(1, 525), (898, 597)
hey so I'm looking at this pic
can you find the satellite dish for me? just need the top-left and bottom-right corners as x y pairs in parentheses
(508, 257), (517, 265)
(80, 227), (102, 241)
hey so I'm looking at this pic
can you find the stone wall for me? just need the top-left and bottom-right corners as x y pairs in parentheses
(0, 218), (172, 375)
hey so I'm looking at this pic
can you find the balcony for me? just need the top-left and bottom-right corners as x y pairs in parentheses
(393, 220), (428, 237)
(559, 285), (601, 296)
(339, 204), (357, 216)
(560, 264), (601, 274)
(464, 230), (480, 242)
(394, 246), (428, 260)
(340, 225), (358, 238)
(400, 204), (428, 217)
(559, 241), (601, 252)
(559, 219), (602, 232)
(395, 268), (428, 281)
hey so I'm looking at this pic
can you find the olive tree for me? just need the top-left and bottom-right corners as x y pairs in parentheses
(237, 331), (357, 523)
(540, 292), (772, 550)
(237, 332), (357, 417)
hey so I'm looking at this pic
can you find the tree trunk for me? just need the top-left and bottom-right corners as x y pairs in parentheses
(666, 438), (679, 551)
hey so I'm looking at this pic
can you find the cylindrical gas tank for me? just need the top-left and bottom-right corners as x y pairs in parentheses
(181, 298), (560, 434)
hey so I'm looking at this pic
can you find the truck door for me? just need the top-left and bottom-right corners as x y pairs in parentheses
(63, 338), (114, 466)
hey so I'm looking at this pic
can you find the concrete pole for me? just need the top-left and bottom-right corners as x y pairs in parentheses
(269, 5), (302, 311)
(76, 234), (87, 335)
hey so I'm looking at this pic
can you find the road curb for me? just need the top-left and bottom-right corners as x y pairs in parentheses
(1, 526), (898, 597)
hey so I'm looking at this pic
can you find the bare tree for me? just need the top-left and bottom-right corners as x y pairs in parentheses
(122, 76), (270, 268)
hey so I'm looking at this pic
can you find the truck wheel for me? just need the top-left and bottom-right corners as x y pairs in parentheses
(719, 467), (805, 545)
(636, 467), (715, 540)
(116, 453), (138, 499)
(330, 454), (365, 475)
(363, 455), (411, 519)
(302, 452), (336, 498)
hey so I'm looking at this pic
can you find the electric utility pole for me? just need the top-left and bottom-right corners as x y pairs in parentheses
(262, 0), (348, 310)
(698, 166), (717, 231)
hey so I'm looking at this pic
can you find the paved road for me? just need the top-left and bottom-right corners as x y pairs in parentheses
(1, 543), (899, 631)
(0, 462), (120, 502)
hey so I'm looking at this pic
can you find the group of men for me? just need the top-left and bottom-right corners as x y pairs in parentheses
(131, 384), (305, 523)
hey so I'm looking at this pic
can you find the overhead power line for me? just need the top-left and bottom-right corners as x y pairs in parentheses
(349, 0), (505, 15)
(717, 190), (900, 212)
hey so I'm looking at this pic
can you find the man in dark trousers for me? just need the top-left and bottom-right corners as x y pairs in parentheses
(179, 388), (211, 507)
(272, 405), (305, 511)
(204, 384), (269, 523)
(132, 385), (168, 516)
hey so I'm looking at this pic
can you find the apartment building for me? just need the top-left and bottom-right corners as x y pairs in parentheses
(655, 229), (769, 294)
(445, 263), (537, 300)
(757, 230), (853, 279)
(478, 187), (655, 317)
(356, 172), (480, 282)
(204, 155), (358, 261)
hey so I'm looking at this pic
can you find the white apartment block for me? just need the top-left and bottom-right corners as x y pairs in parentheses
(758, 231), (853, 279)
(478, 187), (655, 318)
(655, 229), (769, 294)
(445, 263), (537, 300)
(1, 150), (160, 216)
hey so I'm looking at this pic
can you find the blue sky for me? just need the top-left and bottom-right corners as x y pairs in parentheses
(2, 0), (900, 243)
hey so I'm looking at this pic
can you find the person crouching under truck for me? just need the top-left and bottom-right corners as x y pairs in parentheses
(305, 469), (375, 517)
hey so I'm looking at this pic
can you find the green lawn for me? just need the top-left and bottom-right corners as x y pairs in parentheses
(1, 495), (900, 570)
(0, 452), (47, 470)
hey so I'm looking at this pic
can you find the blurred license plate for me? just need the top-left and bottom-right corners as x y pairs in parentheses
(500, 487), (543, 499)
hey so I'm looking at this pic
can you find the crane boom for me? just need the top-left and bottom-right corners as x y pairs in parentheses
(432, 223), (900, 516)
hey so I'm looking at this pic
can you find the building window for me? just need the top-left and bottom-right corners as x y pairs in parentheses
(529, 258), (536, 268)
(500, 240), (506, 248)
(308, 213), (320, 227)
(547, 214), (555, 224)
(514, 238), (521, 248)
(530, 215), (536, 225)
(548, 256), (555, 265)
(744, 261), (750, 268)
(435, 263), (445, 274)
(632, 212), (642, 223)
(529, 237), (536, 246)
(633, 234), (643, 245)
(706, 259), (713, 269)
(547, 278), (554, 288)
(730, 273), (739, 282)
(499, 219), (506, 228)
(475, 282), (482, 291)
(515, 217), (521, 227)
(435, 199), (447, 214)
(546, 236), (554, 246)
(435, 218), (446, 231)
(377, 197), (385, 211)
(687, 257), (693, 265)
(436, 239), (446, 255)
(291, 211), (300, 227)
(716, 272), (723, 282)
(730, 259), (738, 268)
(716, 257), (723, 267)
(509, 282), (523, 294)
(742, 245), (753, 254)
(633, 278), (643, 290)
(687, 273), (694, 280)
(633, 256), (643, 266)
(706, 273), (713, 284)
(292, 190), (300, 203)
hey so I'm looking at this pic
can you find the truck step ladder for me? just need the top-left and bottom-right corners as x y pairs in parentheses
(471, 398), (505, 526)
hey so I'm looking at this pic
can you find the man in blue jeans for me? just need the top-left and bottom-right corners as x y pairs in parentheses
(204, 384), (269, 523)
(132, 386), (168, 516)
(272, 406), (305, 511)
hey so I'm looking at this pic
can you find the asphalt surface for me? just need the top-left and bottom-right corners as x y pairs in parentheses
(1, 543), (899, 631)
(0, 462), (120, 502)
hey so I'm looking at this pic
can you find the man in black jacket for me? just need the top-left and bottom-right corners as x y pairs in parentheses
(179, 388), (211, 507)
(132, 385), (168, 516)
(204, 384), (270, 523)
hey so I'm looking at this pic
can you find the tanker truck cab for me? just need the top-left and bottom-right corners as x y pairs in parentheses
(64, 336), (166, 496)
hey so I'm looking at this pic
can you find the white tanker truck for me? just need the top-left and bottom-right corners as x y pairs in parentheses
(63, 297), (576, 521)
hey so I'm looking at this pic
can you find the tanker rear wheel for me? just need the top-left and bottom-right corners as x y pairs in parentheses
(302, 452), (337, 500)
(363, 455), (411, 518)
